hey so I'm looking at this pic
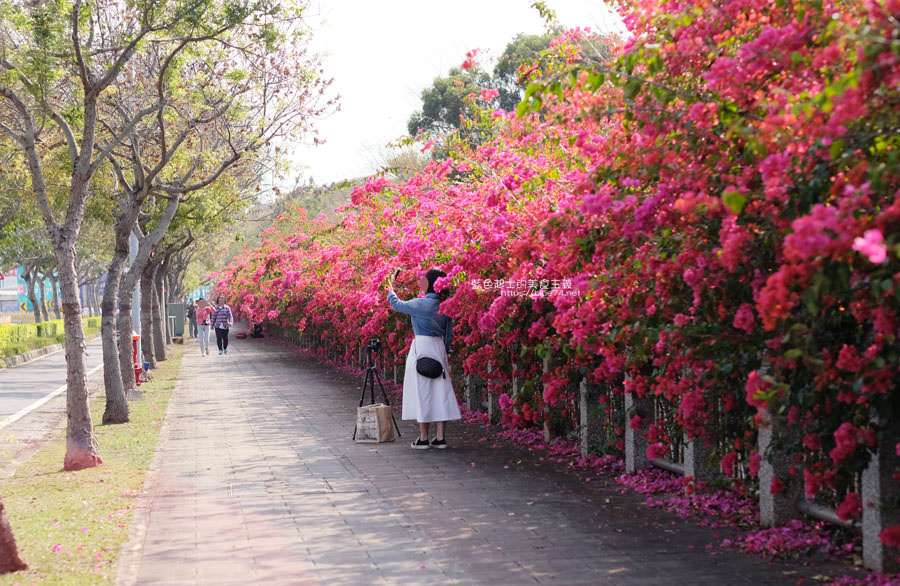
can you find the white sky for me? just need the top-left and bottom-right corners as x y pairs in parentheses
(291, 0), (624, 185)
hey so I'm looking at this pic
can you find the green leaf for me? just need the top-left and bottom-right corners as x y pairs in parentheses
(586, 72), (605, 90)
(829, 138), (844, 160)
(623, 77), (643, 101)
(516, 100), (530, 117)
(722, 190), (746, 214)
(802, 288), (819, 314)
(523, 82), (541, 101)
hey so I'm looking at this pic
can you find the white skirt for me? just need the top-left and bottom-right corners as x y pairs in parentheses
(402, 335), (461, 423)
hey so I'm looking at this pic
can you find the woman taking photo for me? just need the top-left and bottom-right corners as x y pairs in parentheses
(387, 268), (460, 449)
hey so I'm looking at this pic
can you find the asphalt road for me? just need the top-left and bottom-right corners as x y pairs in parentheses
(0, 336), (104, 428)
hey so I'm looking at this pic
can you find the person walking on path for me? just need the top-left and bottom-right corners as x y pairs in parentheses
(195, 298), (214, 357)
(387, 267), (460, 449)
(185, 299), (198, 338)
(211, 295), (234, 355)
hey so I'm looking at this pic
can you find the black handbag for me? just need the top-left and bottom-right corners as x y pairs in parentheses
(413, 315), (450, 379)
(416, 356), (444, 379)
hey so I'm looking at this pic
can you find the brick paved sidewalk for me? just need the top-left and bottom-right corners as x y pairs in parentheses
(114, 336), (864, 586)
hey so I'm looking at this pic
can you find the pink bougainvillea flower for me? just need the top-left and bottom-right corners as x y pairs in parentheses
(215, 2), (900, 535)
(745, 371), (770, 409)
(748, 453), (761, 478)
(879, 524), (900, 547)
(647, 442), (668, 460)
(720, 452), (738, 477)
(852, 229), (887, 264)
(830, 422), (861, 465)
(460, 49), (479, 70)
(732, 303), (756, 334)
(835, 491), (862, 521)
(770, 477), (786, 495)
(479, 88), (500, 102)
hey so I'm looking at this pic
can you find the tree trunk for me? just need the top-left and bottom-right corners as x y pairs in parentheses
(163, 269), (172, 345)
(57, 237), (102, 471)
(153, 264), (167, 359)
(116, 197), (180, 394)
(37, 275), (50, 323)
(0, 498), (27, 574)
(23, 266), (41, 324)
(10, 28), (113, 473)
(169, 254), (188, 304)
(50, 273), (61, 320)
(141, 267), (156, 368)
(117, 284), (138, 399)
(77, 284), (88, 317)
(119, 199), (179, 380)
(86, 283), (96, 317)
(118, 248), (144, 400)
(100, 248), (129, 424)
(93, 283), (101, 317)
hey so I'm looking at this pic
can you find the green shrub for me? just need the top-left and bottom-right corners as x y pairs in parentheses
(35, 322), (60, 338)
(0, 322), (38, 347)
(0, 318), (101, 359)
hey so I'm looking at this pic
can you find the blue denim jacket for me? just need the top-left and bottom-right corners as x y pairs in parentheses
(387, 291), (453, 352)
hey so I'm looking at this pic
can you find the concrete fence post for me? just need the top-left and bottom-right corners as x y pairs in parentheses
(486, 361), (496, 421)
(579, 380), (606, 457)
(757, 409), (801, 526)
(580, 380), (590, 457)
(512, 362), (518, 401)
(624, 388), (653, 473)
(683, 435), (715, 484)
(542, 357), (551, 443)
(862, 433), (900, 573)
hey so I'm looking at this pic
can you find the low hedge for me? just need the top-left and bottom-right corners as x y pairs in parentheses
(0, 317), (102, 359)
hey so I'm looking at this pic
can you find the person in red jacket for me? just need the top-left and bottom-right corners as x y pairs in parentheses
(195, 298), (215, 357)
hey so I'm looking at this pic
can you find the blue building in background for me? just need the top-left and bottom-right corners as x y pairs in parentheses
(15, 266), (61, 312)
(188, 284), (212, 302)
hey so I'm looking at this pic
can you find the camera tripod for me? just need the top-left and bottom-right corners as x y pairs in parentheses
(352, 339), (401, 440)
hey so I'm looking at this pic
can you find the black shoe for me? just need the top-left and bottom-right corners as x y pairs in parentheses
(410, 437), (431, 450)
(430, 438), (447, 449)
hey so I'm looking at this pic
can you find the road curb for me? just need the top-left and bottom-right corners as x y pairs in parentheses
(1, 332), (102, 369)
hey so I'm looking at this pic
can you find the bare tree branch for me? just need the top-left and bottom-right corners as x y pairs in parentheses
(0, 121), (25, 147)
(0, 83), (58, 232)
(88, 100), (166, 176)
(71, 0), (90, 89)
(47, 110), (79, 167)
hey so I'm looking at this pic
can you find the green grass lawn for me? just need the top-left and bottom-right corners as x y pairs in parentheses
(0, 345), (183, 585)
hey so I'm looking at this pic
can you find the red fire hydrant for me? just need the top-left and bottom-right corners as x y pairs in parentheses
(132, 332), (142, 385)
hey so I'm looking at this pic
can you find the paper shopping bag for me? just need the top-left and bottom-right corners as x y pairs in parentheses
(355, 404), (395, 443)
(373, 404), (395, 442)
